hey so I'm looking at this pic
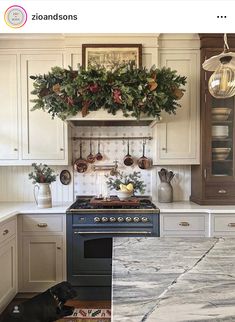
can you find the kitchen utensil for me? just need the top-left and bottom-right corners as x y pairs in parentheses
(212, 147), (231, 160)
(74, 142), (88, 173)
(212, 125), (229, 138)
(87, 140), (95, 163)
(137, 141), (151, 170)
(123, 140), (134, 166)
(95, 140), (103, 161)
(166, 170), (175, 183)
(110, 161), (119, 176)
(212, 108), (232, 121)
(158, 168), (167, 182)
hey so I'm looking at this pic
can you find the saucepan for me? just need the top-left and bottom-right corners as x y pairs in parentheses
(74, 142), (88, 173)
(137, 140), (151, 170)
(123, 139), (134, 166)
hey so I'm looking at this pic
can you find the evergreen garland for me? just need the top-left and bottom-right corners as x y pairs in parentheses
(30, 62), (187, 120)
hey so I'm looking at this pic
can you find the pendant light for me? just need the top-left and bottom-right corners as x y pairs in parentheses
(202, 34), (235, 99)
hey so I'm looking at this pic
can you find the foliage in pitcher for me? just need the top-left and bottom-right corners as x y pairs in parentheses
(30, 62), (187, 120)
(28, 163), (57, 184)
(105, 171), (146, 194)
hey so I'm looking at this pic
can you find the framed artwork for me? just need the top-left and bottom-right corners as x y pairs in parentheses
(82, 44), (142, 69)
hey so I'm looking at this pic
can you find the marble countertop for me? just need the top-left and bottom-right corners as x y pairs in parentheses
(112, 237), (235, 322)
(0, 202), (70, 223)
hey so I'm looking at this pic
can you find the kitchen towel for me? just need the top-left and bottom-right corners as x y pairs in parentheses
(57, 308), (111, 321)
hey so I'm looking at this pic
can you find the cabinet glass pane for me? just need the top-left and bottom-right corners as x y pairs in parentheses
(211, 96), (234, 177)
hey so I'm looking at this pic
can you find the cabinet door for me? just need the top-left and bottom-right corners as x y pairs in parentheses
(21, 53), (68, 163)
(21, 236), (63, 292)
(0, 54), (19, 160)
(153, 52), (200, 165)
(0, 238), (17, 313)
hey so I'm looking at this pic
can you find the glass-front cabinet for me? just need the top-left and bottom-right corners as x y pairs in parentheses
(191, 34), (235, 204)
(209, 95), (234, 178)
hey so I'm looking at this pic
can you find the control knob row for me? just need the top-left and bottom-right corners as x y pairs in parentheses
(94, 216), (149, 223)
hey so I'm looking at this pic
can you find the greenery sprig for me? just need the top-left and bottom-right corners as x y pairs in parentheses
(30, 62), (186, 120)
(28, 163), (57, 184)
(105, 171), (146, 194)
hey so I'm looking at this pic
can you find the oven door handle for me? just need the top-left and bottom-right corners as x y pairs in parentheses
(74, 231), (152, 235)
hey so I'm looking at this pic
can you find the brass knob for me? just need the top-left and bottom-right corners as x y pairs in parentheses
(57, 247), (61, 250)
(228, 223), (235, 227)
(179, 222), (190, 227)
(37, 223), (48, 228)
(162, 148), (167, 151)
(3, 229), (9, 235)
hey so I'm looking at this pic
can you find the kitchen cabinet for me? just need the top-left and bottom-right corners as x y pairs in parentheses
(160, 212), (209, 237)
(191, 34), (235, 204)
(0, 54), (19, 161)
(152, 49), (200, 165)
(18, 214), (66, 292)
(211, 213), (235, 236)
(0, 217), (17, 313)
(20, 53), (69, 164)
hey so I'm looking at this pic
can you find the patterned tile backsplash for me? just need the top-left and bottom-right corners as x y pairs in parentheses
(72, 126), (153, 198)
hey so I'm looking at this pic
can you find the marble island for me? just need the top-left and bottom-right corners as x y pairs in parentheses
(112, 237), (235, 322)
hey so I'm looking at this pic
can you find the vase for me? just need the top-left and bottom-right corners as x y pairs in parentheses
(158, 182), (173, 203)
(33, 183), (52, 208)
(116, 190), (133, 200)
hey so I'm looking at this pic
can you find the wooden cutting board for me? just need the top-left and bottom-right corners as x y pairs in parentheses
(90, 196), (140, 206)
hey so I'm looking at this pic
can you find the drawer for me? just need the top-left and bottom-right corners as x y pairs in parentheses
(213, 215), (235, 233)
(21, 215), (64, 233)
(0, 218), (16, 244)
(163, 215), (205, 232)
(205, 184), (235, 198)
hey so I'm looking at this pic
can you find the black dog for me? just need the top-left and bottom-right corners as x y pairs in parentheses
(0, 281), (77, 322)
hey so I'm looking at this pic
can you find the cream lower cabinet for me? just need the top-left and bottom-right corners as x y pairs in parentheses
(0, 218), (17, 313)
(211, 214), (235, 237)
(18, 214), (66, 292)
(161, 212), (209, 237)
(152, 50), (200, 165)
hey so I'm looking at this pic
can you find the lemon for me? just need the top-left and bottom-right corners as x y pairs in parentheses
(126, 183), (134, 192)
(119, 184), (129, 192)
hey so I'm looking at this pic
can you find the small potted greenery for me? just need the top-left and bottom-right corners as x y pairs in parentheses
(105, 171), (146, 200)
(28, 163), (57, 208)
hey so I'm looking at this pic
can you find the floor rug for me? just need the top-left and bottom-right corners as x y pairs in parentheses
(57, 308), (111, 322)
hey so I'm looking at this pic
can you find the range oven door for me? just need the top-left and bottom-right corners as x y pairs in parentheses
(69, 230), (113, 287)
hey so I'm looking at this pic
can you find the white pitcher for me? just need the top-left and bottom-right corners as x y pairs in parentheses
(34, 183), (52, 208)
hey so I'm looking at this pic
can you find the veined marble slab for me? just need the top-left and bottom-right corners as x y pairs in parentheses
(112, 237), (235, 322)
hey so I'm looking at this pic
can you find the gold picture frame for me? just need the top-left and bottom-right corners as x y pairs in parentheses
(82, 44), (142, 70)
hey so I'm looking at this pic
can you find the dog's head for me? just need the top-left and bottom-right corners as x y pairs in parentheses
(50, 281), (77, 304)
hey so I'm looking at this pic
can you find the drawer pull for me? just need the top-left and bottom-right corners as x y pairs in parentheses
(179, 222), (190, 227)
(37, 223), (48, 228)
(228, 223), (235, 227)
(218, 189), (227, 194)
(57, 247), (61, 250)
(3, 229), (9, 235)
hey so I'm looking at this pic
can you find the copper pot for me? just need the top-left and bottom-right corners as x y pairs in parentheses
(123, 140), (134, 166)
(137, 141), (151, 170)
(87, 140), (95, 163)
(95, 140), (103, 161)
(74, 142), (88, 173)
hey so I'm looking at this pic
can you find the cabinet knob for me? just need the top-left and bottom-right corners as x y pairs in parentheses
(14, 148), (18, 151)
(162, 148), (167, 151)
(3, 229), (9, 235)
(57, 246), (61, 250)
(60, 148), (64, 151)
(37, 223), (48, 228)
(228, 223), (235, 227)
(218, 189), (227, 194)
(179, 222), (190, 227)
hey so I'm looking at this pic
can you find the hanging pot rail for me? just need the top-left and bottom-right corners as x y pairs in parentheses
(72, 136), (152, 141)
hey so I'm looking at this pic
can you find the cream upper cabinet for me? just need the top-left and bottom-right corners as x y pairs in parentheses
(21, 53), (69, 164)
(0, 54), (19, 161)
(152, 48), (200, 165)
